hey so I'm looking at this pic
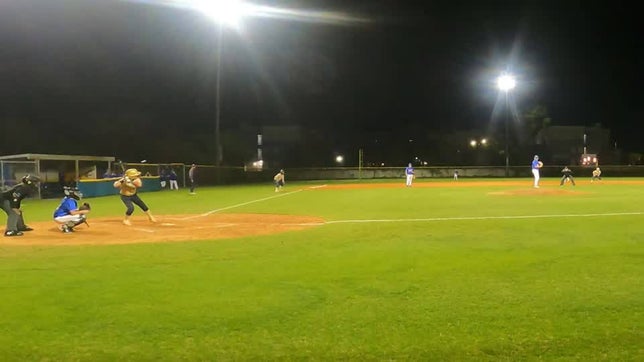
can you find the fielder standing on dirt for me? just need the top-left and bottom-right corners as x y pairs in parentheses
(531, 155), (542, 188)
(274, 169), (285, 192)
(1, 174), (39, 237)
(559, 166), (576, 186)
(405, 163), (415, 187)
(113, 168), (157, 225)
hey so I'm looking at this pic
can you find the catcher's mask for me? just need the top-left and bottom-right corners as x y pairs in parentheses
(21, 174), (41, 186)
(64, 186), (83, 200)
(125, 168), (141, 178)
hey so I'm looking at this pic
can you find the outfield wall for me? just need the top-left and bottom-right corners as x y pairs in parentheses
(78, 176), (161, 198)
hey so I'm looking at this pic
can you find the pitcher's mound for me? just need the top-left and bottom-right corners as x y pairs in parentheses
(1, 213), (325, 246)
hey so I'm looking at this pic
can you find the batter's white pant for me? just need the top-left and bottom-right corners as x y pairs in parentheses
(406, 174), (414, 186)
(532, 169), (540, 187)
(170, 180), (179, 190)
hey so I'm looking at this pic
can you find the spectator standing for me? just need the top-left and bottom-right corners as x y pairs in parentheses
(159, 168), (168, 189)
(188, 164), (197, 195)
(169, 169), (179, 190)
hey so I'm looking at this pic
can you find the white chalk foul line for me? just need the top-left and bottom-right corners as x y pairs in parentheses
(132, 228), (155, 233)
(173, 189), (305, 221)
(323, 211), (643, 224)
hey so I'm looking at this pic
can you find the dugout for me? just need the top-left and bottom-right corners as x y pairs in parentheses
(0, 153), (116, 199)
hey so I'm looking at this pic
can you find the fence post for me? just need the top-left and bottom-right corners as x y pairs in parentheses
(358, 148), (363, 180)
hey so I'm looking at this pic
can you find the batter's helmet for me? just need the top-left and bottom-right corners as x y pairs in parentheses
(125, 168), (141, 178)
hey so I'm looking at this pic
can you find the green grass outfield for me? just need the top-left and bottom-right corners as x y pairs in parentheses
(1, 178), (642, 361)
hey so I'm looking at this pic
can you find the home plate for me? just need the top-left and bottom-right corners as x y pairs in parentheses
(161, 223), (176, 226)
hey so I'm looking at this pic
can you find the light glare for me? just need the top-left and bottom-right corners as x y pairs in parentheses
(190, 0), (249, 27)
(497, 74), (516, 92)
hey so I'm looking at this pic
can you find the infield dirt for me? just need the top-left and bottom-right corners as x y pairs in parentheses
(1, 213), (324, 246)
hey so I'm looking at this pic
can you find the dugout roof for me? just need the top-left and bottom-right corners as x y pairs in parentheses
(0, 153), (115, 162)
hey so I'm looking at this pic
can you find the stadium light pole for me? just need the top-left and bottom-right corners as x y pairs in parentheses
(497, 73), (516, 177)
(214, 24), (224, 166)
(192, 0), (248, 166)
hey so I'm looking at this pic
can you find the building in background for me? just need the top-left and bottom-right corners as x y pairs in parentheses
(536, 125), (615, 165)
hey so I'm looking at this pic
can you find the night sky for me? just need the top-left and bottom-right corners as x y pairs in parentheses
(1, 0), (641, 165)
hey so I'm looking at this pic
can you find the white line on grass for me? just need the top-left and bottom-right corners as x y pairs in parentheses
(174, 189), (305, 220)
(323, 211), (643, 224)
(201, 189), (304, 216)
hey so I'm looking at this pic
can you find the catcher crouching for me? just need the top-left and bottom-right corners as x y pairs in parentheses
(53, 186), (90, 233)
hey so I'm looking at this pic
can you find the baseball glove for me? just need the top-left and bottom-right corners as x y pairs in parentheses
(79, 202), (91, 211)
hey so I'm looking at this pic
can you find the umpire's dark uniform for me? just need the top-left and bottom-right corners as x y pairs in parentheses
(560, 167), (576, 186)
(1, 181), (36, 236)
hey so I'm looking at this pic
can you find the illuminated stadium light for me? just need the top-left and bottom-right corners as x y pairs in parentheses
(497, 74), (516, 92)
(480, 138), (487, 145)
(470, 140), (477, 148)
(189, 0), (250, 28)
(497, 72), (517, 177)
(335, 155), (344, 164)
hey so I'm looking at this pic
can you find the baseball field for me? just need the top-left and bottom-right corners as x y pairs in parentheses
(1, 178), (642, 360)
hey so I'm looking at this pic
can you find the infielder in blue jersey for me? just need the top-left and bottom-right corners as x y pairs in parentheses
(531, 155), (542, 188)
(405, 163), (415, 187)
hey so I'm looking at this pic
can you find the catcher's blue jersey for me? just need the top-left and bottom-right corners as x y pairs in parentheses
(53, 197), (78, 218)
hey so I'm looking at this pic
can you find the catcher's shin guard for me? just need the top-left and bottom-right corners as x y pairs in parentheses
(66, 215), (88, 230)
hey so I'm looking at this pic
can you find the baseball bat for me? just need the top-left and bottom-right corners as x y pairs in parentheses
(117, 160), (125, 174)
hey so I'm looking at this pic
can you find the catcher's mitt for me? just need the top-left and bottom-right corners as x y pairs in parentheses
(79, 202), (91, 211)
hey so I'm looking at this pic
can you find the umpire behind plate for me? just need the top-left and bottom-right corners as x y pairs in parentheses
(1, 174), (40, 237)
(53, 186), (90, 233)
